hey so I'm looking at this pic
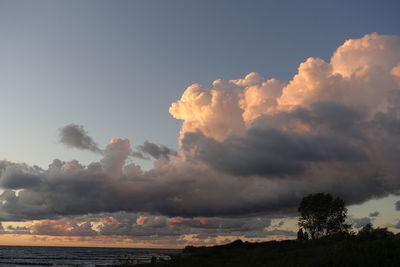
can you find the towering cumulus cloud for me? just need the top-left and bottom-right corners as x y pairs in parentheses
(1, 33), (400, 241)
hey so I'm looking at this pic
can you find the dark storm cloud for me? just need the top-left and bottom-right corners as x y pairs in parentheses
(295, 101), (364, 135)
(0, 164), (271, 220)
(0, 100), (399, 221)
(0, 148), (306, 220)
(0, 161), (42, 189)
(256, 101), (364, 137)
(0, 159), (388, 221)
(59, 124), (102, 153)
(182, 102), (366, 177)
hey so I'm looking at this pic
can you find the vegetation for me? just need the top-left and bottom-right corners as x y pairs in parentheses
(298, 193), (350, 239)
(139, 193), (400, 267)
(142, 227), (400, 267)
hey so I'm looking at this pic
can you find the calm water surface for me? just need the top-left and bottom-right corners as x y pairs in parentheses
(0, 246), (179, 266)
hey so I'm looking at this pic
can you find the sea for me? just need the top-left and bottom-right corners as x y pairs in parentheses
(0, 246), (180, 266)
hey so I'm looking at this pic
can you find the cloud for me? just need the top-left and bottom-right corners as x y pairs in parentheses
(6, 225), (31, 234)
(350, 217), (372, 228)
(59, 124), (102, 153)
(98, 213), (280, 240)
(100, 138), (132, 178)
(279, 33), (400, 112)
(0, 33), (400, 229)
(170, 34), (400, 144)
(97, 213), (293, 241)
(0, 161), (42, 189)
(0, 156), (300, 219)
(59, 124), (177, 162)
(31, 219), (97, 236)
(0, 212), (291, 243)
(369, 211), (380, 217)
(395, 201), (400, 211)
(181, 104), (366, 176)
(135, 141), (177, 160)
(169, 83), (247, 141)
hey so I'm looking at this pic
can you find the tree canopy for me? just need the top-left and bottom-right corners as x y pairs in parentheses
(298, 193), (350, 239)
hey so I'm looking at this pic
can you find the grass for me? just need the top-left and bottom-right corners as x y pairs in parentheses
(141, 235), (400, 267)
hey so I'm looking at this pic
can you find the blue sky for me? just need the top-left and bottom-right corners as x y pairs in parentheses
(1, 0), (399, 168)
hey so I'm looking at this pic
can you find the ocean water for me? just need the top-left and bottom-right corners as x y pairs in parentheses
(0, 246), (179, 266)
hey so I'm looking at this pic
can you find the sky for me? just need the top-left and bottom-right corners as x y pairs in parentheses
(0, 0), (400, 248)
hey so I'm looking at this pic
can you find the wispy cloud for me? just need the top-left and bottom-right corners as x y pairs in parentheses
(60, 124), (102, 153)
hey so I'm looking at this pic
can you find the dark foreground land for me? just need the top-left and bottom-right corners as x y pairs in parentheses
(142, 236), (400, 267)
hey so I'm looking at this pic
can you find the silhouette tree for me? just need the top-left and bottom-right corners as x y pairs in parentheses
(297, 228), (304, 240)
(358, 223), (394, 240)
(298, 193), (350, 239)
(303, 231), (309, 240)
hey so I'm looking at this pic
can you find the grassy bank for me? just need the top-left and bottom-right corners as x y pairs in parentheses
(142, 236), (400, 267)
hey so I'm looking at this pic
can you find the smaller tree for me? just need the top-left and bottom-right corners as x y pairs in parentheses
(358, 223), (394, 240)
(298, 193), (350, 239)
(303, 231), (309, 240)
(297, 228), (304, 240)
